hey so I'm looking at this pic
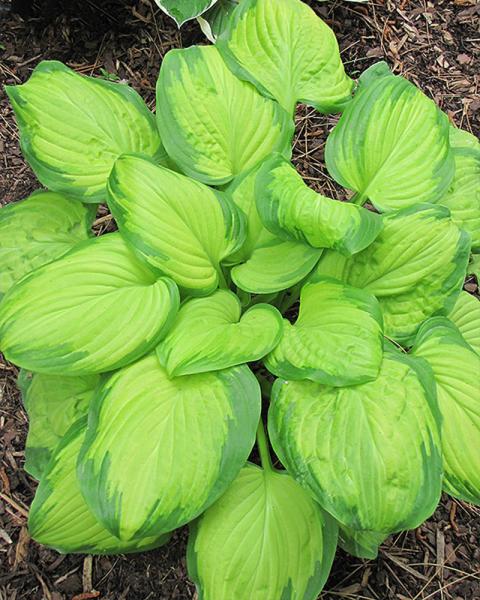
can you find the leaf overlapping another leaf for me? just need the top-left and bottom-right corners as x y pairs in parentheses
(78, 356), (261, 540)
(6, 61), (165, 202)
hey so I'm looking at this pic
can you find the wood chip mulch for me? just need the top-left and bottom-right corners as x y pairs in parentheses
(0, 1), (479, 599)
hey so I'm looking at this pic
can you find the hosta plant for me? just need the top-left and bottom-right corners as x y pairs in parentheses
(1, 0), (479, 597)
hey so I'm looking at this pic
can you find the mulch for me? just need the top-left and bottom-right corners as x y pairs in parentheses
(0, 1), (479, 598)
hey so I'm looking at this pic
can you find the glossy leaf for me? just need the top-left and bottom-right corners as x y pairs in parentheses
(0, 191), (93, 299)
(157, 290), (283, 376)
(412, 318), (480, 504)
(438, 147), (480, 250)
(266, 276), (383, 385)
(325, 62), (454, 212)
(0, 233), (179, 374)
(78, 356), (261, 540)
(18, 370), (99, 480)
(29, 419), (171, 554)
(107, 154), (244, 296)
(448, 291), (480, 355)
(154, 0), (218, 25)
(156, 45), (293, 185)
(314, 204), (471, 344)
(188, 464), (338, 600)
(225, 165), (322, 293)
(217, 0), (353, 115)
(269, 346), (443, 534)
(6, 61), (164, 202)
(256, 154), (383, 255)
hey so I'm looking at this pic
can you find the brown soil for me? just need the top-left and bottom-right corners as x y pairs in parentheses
(1, 1), (479, 599)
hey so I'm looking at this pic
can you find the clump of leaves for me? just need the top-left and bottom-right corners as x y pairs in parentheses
(1, 0), (479, 597)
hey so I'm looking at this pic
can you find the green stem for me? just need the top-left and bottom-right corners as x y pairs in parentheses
(256, 419), (274, 472)
(217, 266), (230, 290)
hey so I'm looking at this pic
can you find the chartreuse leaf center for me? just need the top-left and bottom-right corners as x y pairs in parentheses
(77, 355), (261, 540)
(266, 275), (384, 386)
(0, 233), (180, 374)
(256, 153), (383, 256)
(187, 463), (338, 600)
(5, 60), (165, 202)
(325, 62), (455, 212)
(156, 289), (283, 376)
(412, 317), (480, 504)
(156, 45), (293, 185)
(107, 154), (245, 297)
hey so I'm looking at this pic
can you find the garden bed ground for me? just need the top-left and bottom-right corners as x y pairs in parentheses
(0, 0), (479, 598)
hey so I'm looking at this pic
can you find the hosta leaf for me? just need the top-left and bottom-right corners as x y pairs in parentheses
(78, 356), (260, 540)
(6, 61), (164, 202)
(225, 165), (322, 293)
(412, 318), (480, 504)
(217, 0), (353, 115)
(18, 370), (99, 480)
(156, 45), (293, 185)
(0, 233), (179, 374)
(231, 236), (322, 294)
(266, 276), (383, 385)
(448, 291), (480, 355)
(315, 204), (471, 344)
(198, 0), (238, 42)
(325, 62), (454, 212)
(156, 290), (282, 376)
(256, 154), (383, 255)
(29, 418), (171, 554)
(107, 155), (244, 296)
(450, 125), (480, 150)
(154, 0), (218, 25)
(438, 147), (480, 250)
(268, 346), (443, 534)
(0, 191), (93, 299)
(187, 464), (338, 600)
(338, 526), (387, 560)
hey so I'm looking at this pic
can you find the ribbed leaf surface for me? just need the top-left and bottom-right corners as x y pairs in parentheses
(217, 0), (353, 115)
(78, 356), (261, 540)
(256, 154), (383, 255)
(188, 464), (338, 600)
(0, 233), (179, 374)
(29, 419), (171, 554)
(0, 191), (93, 299)
(6, 61), (164, 202)
(157, 290), (282, 376)
(108, 154), (245, 296)
(156, 45), (293, 184)
(18, 370), (99, 480)
(412, 318), (480, 505)
(225, 165), (322, 293)
(266, 276), (383, 385)
(448, 291), (480, 355)
(439, 147), (480, 250)
(268, 346), (443, 533)
(325, 62), (454, 212)
(314, 204), (471, 343)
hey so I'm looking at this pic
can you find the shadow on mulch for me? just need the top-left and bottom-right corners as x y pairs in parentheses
(0, 1), (479, 598)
